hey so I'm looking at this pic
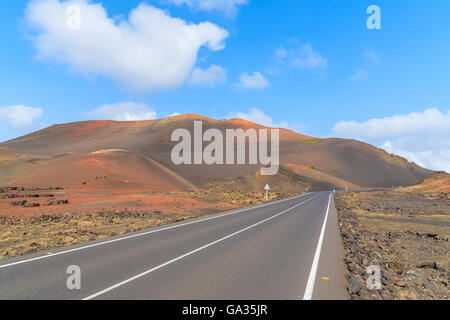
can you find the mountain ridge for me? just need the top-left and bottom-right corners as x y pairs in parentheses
(0, 115), (433, 191)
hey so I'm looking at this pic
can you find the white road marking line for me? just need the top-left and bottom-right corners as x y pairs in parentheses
(303, 192), (332, 300)
(0, 193), (312, 269)
(83, 195), (319, 300)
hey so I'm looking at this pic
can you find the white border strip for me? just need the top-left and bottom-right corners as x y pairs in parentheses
(0, 193), (312, 269)
(303, 192), (332, 300)
(83, 195), (319, 300)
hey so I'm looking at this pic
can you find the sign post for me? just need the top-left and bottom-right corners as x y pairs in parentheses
(264, 184), (270, 201)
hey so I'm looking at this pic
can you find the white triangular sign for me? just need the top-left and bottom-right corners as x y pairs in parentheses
(264, 184), (270, 190)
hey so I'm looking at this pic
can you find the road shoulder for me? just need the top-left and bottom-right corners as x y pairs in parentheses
(312, 193), (348, 300)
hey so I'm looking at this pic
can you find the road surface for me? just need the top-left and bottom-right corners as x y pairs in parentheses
(0, 192), (347, 300)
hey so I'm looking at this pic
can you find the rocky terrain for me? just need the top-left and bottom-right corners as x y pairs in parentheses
(0, 115), (442, 299)
(0, 210), (188, 259)
(0, 186), (293, 260)
(335, 190), (449, 300)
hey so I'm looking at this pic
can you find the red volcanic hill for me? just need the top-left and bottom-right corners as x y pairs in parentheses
(8, 149), (195, 191)
(0, 114), (433, 191)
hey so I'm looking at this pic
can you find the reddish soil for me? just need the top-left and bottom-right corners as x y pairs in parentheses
(0, 187), (292, 260)
(0, 187), (237, 220)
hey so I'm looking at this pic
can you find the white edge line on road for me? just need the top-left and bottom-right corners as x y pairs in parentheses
(83, 195), (319, 300)
(0, 193), (313, 269)
(303, 192), (332, 300)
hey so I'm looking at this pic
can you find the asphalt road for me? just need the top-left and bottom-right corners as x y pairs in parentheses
(0, 192), (347, 300)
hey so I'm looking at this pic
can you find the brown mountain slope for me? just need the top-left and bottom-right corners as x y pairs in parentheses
(280, 138), (430, 188)
(9, 149), (196, 192)
(0, 114), (432, 190)
(0, 147), (54, 184)
(400, 171), (450, 192)
(284, 163), (359, 190)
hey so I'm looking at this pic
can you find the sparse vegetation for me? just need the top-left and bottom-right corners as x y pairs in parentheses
(0, 188), (294, 260)
(159, 140), (171, 146)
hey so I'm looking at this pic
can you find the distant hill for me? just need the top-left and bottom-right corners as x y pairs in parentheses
(400, 171), (450, 193)
(0, 114), (433, 192)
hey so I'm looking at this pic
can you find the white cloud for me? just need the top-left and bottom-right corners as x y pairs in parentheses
(168, 112), (181, 117)
(364, 49), (380, 64)
(333, 108), (450, 138)
(227, 108), (306, 132)
(350, 69), (368, 81)
(0, 105), (43, 129)
(332, 108), (450, 172)
(83, 102), (157, 121)
(275, 44), (327, 70)
(275, 47), (288, 61)
(349, 49), (380, 81)
(169, 0), (248, 15)
(236, 72), (269, 90)
(25, 0), (228, 92)
(189, 64), (227, 87)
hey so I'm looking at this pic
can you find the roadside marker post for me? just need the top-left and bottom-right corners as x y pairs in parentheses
(264, 184), (270, 201)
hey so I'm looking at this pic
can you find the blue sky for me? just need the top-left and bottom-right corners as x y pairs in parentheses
(0, 0), (449, 171)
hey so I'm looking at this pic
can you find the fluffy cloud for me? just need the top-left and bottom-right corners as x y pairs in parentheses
(332, 108), (450, 172)
(349, 49), (380, 81)
(236, 72), (269, 90)
(364, 49), (380, 64)
(83, 102), (157, 121)
(189, 64), (227, 87)
(227, 108), (306, 132)
(333, 108), (449, 138)
(169, 0), (248, 15)
(0, 105), (43, 129)
(275, 44), (327, 70)
(350, 69), (368, 81)
(25, 0), (228, 92)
